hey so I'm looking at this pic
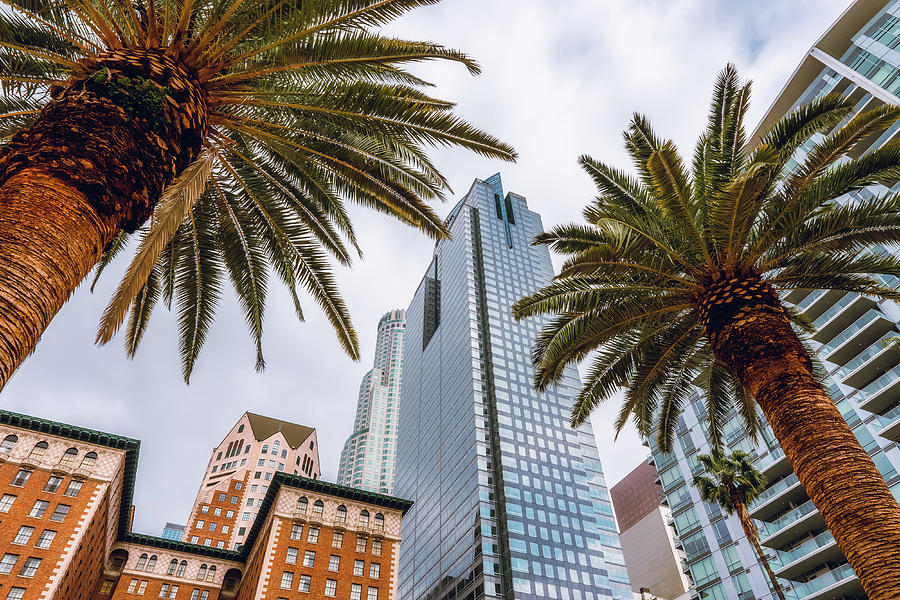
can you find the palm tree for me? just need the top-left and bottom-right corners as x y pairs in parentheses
(693, 448), (786, 600)
(512, 64), (900, 597)
(0, 0), (515, 388)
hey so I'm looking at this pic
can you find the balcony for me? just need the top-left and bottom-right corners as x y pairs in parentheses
(820, 309), (894, 365)
(857, 364), (900, 414)
(759, 500), (823, 550)
(784, 288), (814, 305)
(788, 563), (861, 600)
(838, 337), (900, 390)
(878, 402), (900, 442)
(757, 448), (793, 482)
(797, 289), (844, 321)
(750, 473), (806, 521)
(772, 530), (844, 580)
(812, 295), (877, 344)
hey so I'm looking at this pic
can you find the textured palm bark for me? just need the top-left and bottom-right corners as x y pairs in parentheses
(0, 169), (116, 390)
(706, 280), (900, 599)
(0, 48), (208, 389)
(733, 493), (786, 600)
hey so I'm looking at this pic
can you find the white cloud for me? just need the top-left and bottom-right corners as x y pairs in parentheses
(1, 0), (850, 532)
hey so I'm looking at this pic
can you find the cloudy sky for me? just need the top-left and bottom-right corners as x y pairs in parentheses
(2, 0), (851, 534)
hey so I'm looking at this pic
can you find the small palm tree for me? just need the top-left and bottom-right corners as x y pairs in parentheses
(0, 0), (515, 387)
(513, 64), (900, 596)
(694, 449), (786, 600)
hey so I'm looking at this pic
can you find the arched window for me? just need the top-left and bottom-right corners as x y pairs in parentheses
(207, 565), (216, 582)
(312, 500), (324, 516)
(374, 513), (385, 531)
(176, 560), (187, 577)
(146, 555), (157, 570)
(238, 424), (244, 433)
(197, 564), (207, 580)
(28, 441), (48, 460)
(297, 497), (308, 513)
(222, 568), (242, 594)
(336, 505), (347, 525)
(261, 445), (268, 454)
(136, 553), (148, 570)
(59, 447), (78, 467)
(167, 559), (178, 575)
(108, 549), (128, 572)
(281, 449), (287, 459)
(359, 510), (370, 528)
(0, 434), (17, 453)
(80, 451), (98, 469)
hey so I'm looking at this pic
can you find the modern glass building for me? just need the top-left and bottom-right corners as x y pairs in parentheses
(394, 174), (630, 600)
(337, 308), (407, 494)
(652, 1), (900, 598)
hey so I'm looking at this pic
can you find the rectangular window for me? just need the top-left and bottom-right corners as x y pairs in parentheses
(222, 525), (230, 534)
(298, 575), (311, 593)
(307, 527), (319, 543)
(213, 507), (221, 516)
(6, 588), (26, 600)
(169, 586), (179, 599)
(351, 584), (362, 600)
(369, 563), (380, 579)
(0, 553), (19, 574)
(209, 523), (216, 531)
(158, 585), (169, 598)
(242, 512), (250, 521)
(280, 571), (293, 589)
(28, 500), (49, 518)
(367, 587), (379, 600)
(328, 555), (340, 572)
(127, 579), (139, 594)
(372, 540), (382, 556)
(19, 557), (41, 577)
(50, 504), (70, 522)
(99, 581), (115, 594)
(11, 469), (31, 487)
(291, 524), (303, 540)
(324, 580), (337, 597)
(43, 476), (63, 493)
(138, 581), (148, 595)
(196, 520), (205, 529)
(191, 536), (199, 544)
(286, 547), (298, 564)
(332, 531), (343, 548)
(35, 530), (56, 549)
(200, 505), (209, 514)
(13, 526), (34, 545)
(353, 559), (364, 577)
(302, 550), (315, 567)
(356, 537), (367, 553)
(0, 493), (16, 512)
(63, 480), (83, 497)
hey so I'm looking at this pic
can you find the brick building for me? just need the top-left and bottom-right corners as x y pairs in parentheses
(0, 409), (411, 600)
(182, 412), (322, 551)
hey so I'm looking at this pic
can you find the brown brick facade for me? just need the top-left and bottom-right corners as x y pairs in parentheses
(0, 410), (410, 600)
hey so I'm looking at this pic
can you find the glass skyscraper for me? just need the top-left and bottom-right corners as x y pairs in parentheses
(395, 174), (630, 600)
(337, 308), (407, 493)
(652, 2), (900, 599)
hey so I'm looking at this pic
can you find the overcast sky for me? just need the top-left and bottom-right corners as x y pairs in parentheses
(1, 0), (851, 534)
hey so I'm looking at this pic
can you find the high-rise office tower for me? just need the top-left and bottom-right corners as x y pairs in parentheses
(337, 309), (407, 494)
(609, 461), (691, 600)
(395, 174), (630, 600)
(182, 411), (321, 550)
(652, 2), (900, 599)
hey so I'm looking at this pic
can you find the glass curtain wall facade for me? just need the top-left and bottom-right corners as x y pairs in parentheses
(337, 309), (407, 494)
(395, 175), (630, 600)
(652, 2), (900, 599)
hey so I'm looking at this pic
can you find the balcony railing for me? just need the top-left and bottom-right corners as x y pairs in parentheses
(752, 473), (800, 510)
(758, 499), (817, 540)
(857, 364), (900, 413)
(771, 530), (835, 570)
(819, 309), (883, 357)
(789, 563), (856, 600)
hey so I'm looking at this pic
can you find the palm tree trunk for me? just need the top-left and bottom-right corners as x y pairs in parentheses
(711, 292), (900, 599)
(0, 168), (116, 390)
(0, 50), (207, 390)
(733, 494), (786, 600)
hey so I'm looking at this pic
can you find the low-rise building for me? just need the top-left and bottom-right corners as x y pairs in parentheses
(0, 409), (411, 600)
